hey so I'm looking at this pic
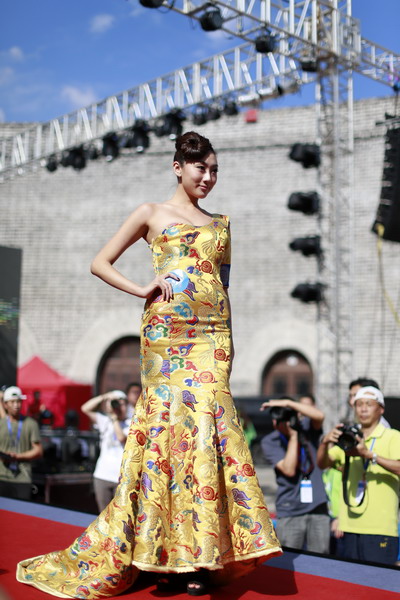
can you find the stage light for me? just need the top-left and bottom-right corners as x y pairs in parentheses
(291, 283), (323, 303)
(208, 104), (221, 120)
(139, 0), (164, 7)
(288, 192), (320, 215)
(60, 147), (86, 170)
(223, 100), (239, 116)
(132, 120), (150, 152)
(289, 235), (322, 257)
(300, 58), (318, 72)
(192, 107), (209, 126)
(237, 92), (260, 106)
(69, 146), (86, 170)
(257, 85), (283, 100)
(102, 133), (120, 162)
(45, 155), (58, 173)
(255, 30), (276, 54)
(289, 143), (321, 168)
(199, 4), (223, 32)
(155, 109), (186, 140)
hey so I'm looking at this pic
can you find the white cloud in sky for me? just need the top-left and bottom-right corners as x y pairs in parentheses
(61, 85), (98, 108)
(8, 46), (25, 61)
(89, 14), (115, 34)
(0, 67), (14, 86)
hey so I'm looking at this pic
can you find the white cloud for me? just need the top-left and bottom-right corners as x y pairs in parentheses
(0, 67), (14, 86)
(61, 85), (98, 108)
(89, 14), (115, 34)
(8, 46), (24, 61)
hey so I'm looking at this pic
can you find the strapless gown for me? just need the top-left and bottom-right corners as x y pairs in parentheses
(17, 214), (281, 598)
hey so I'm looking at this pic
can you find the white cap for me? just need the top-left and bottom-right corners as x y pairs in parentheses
(354, 386), (384, 407)
(109, 390), (127, 400)
(3, 386), (27, 402)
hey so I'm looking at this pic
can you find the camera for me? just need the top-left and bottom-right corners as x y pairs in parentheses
(110, 399), (121, 411)
(335, 424), (363, 451)
(270, 406), (302, 432)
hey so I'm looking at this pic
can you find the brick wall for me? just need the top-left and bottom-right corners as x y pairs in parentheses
(1, 96), (399, 418)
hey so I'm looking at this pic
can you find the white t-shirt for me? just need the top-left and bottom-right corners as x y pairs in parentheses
(93, 413), (130, 483)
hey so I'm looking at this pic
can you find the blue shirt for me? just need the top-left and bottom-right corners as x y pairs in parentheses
(261, 419), (328, 518)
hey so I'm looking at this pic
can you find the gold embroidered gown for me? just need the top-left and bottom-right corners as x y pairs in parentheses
(17, 214), (281, 598)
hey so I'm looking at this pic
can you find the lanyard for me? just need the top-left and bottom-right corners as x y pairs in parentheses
(279, 433), (314, 476)
(7, 417), (23, 449)
(363, 437), (376, 471)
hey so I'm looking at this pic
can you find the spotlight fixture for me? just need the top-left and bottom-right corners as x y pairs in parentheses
(132, 120), (150, 152)
(192, 107), (209, 126)
(199, 4), (223, 32)
(289, 235), (322, 257)
(291, 282), (323, 303)
(255, 29), (276, 54)
(45, 155), (58, 173)
(102, 133), (120, 162)
(257, 85), (283, 100)
(60, 146), (86, 170)
(139, 0), (164, 7)
(300, 58), (318, 72)
(288, 192), (320, 215)
(237, 92), (260, 106)
(154, 109), (186, 140)
(223, 100), (239, 116)
(289, 143), (321, 168)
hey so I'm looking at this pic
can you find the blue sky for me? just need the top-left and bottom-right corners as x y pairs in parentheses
(1, 0), (399, 123)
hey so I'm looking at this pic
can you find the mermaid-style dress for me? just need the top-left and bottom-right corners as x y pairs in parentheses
(17, 214), (281, 598)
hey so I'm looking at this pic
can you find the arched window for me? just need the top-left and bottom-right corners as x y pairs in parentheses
(261, 350), (313, 398)
(96, 336), (141, 395)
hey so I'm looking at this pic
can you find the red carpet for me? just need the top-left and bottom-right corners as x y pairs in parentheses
(0, 509), (398, 600)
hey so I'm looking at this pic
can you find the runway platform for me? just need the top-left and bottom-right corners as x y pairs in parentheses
(0, 498), (398, 600)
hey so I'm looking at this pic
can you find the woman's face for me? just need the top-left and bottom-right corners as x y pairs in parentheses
(174, 152), (218, 199)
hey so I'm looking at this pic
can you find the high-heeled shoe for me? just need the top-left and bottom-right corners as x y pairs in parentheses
(186, 570), (209, 596)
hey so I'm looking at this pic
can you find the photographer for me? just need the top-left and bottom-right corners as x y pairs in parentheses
(261, 397), (330, 553)
(317, 386), (400, 565)
(0, 386), (43, 500)
(81, 390), (130, 512)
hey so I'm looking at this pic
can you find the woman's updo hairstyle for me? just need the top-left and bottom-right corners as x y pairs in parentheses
(174, 131), (215, 165)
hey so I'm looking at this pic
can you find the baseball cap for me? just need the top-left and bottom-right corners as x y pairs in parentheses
(3, 386), (27, 402)
(354, 386), (384, 407)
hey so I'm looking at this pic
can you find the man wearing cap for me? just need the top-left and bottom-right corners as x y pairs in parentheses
(81, 390), (130, 512)
(317, 386), (400, 564)
(0, 386), (43, 500)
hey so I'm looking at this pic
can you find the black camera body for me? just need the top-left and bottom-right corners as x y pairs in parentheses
(270, 406), (302, 432)
(335, 424), (363, 451)
(110, 399), (121, 411)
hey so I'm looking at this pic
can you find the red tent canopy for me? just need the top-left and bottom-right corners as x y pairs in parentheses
(17, 356), (93, 429)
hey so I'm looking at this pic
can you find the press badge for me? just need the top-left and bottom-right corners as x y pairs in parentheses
(300, 479), (313, 503)
(355, 480), (366, 504)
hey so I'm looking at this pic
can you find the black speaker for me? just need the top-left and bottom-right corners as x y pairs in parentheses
(372, 126), (400, 243)
(0, 246), (22, 387)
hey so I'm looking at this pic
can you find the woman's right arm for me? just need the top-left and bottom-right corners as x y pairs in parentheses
(91, 203), (176, 301)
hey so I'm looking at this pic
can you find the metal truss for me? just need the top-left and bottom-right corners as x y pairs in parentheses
(171, 0), (399, 85)
(0, 43), (313, 180)
(316, 63), (355, 424)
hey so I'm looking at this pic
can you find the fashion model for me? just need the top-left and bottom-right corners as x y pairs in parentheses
(17, 131), (281, 598)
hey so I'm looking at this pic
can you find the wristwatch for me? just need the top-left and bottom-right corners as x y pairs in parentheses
(371, 452), (378, 465)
